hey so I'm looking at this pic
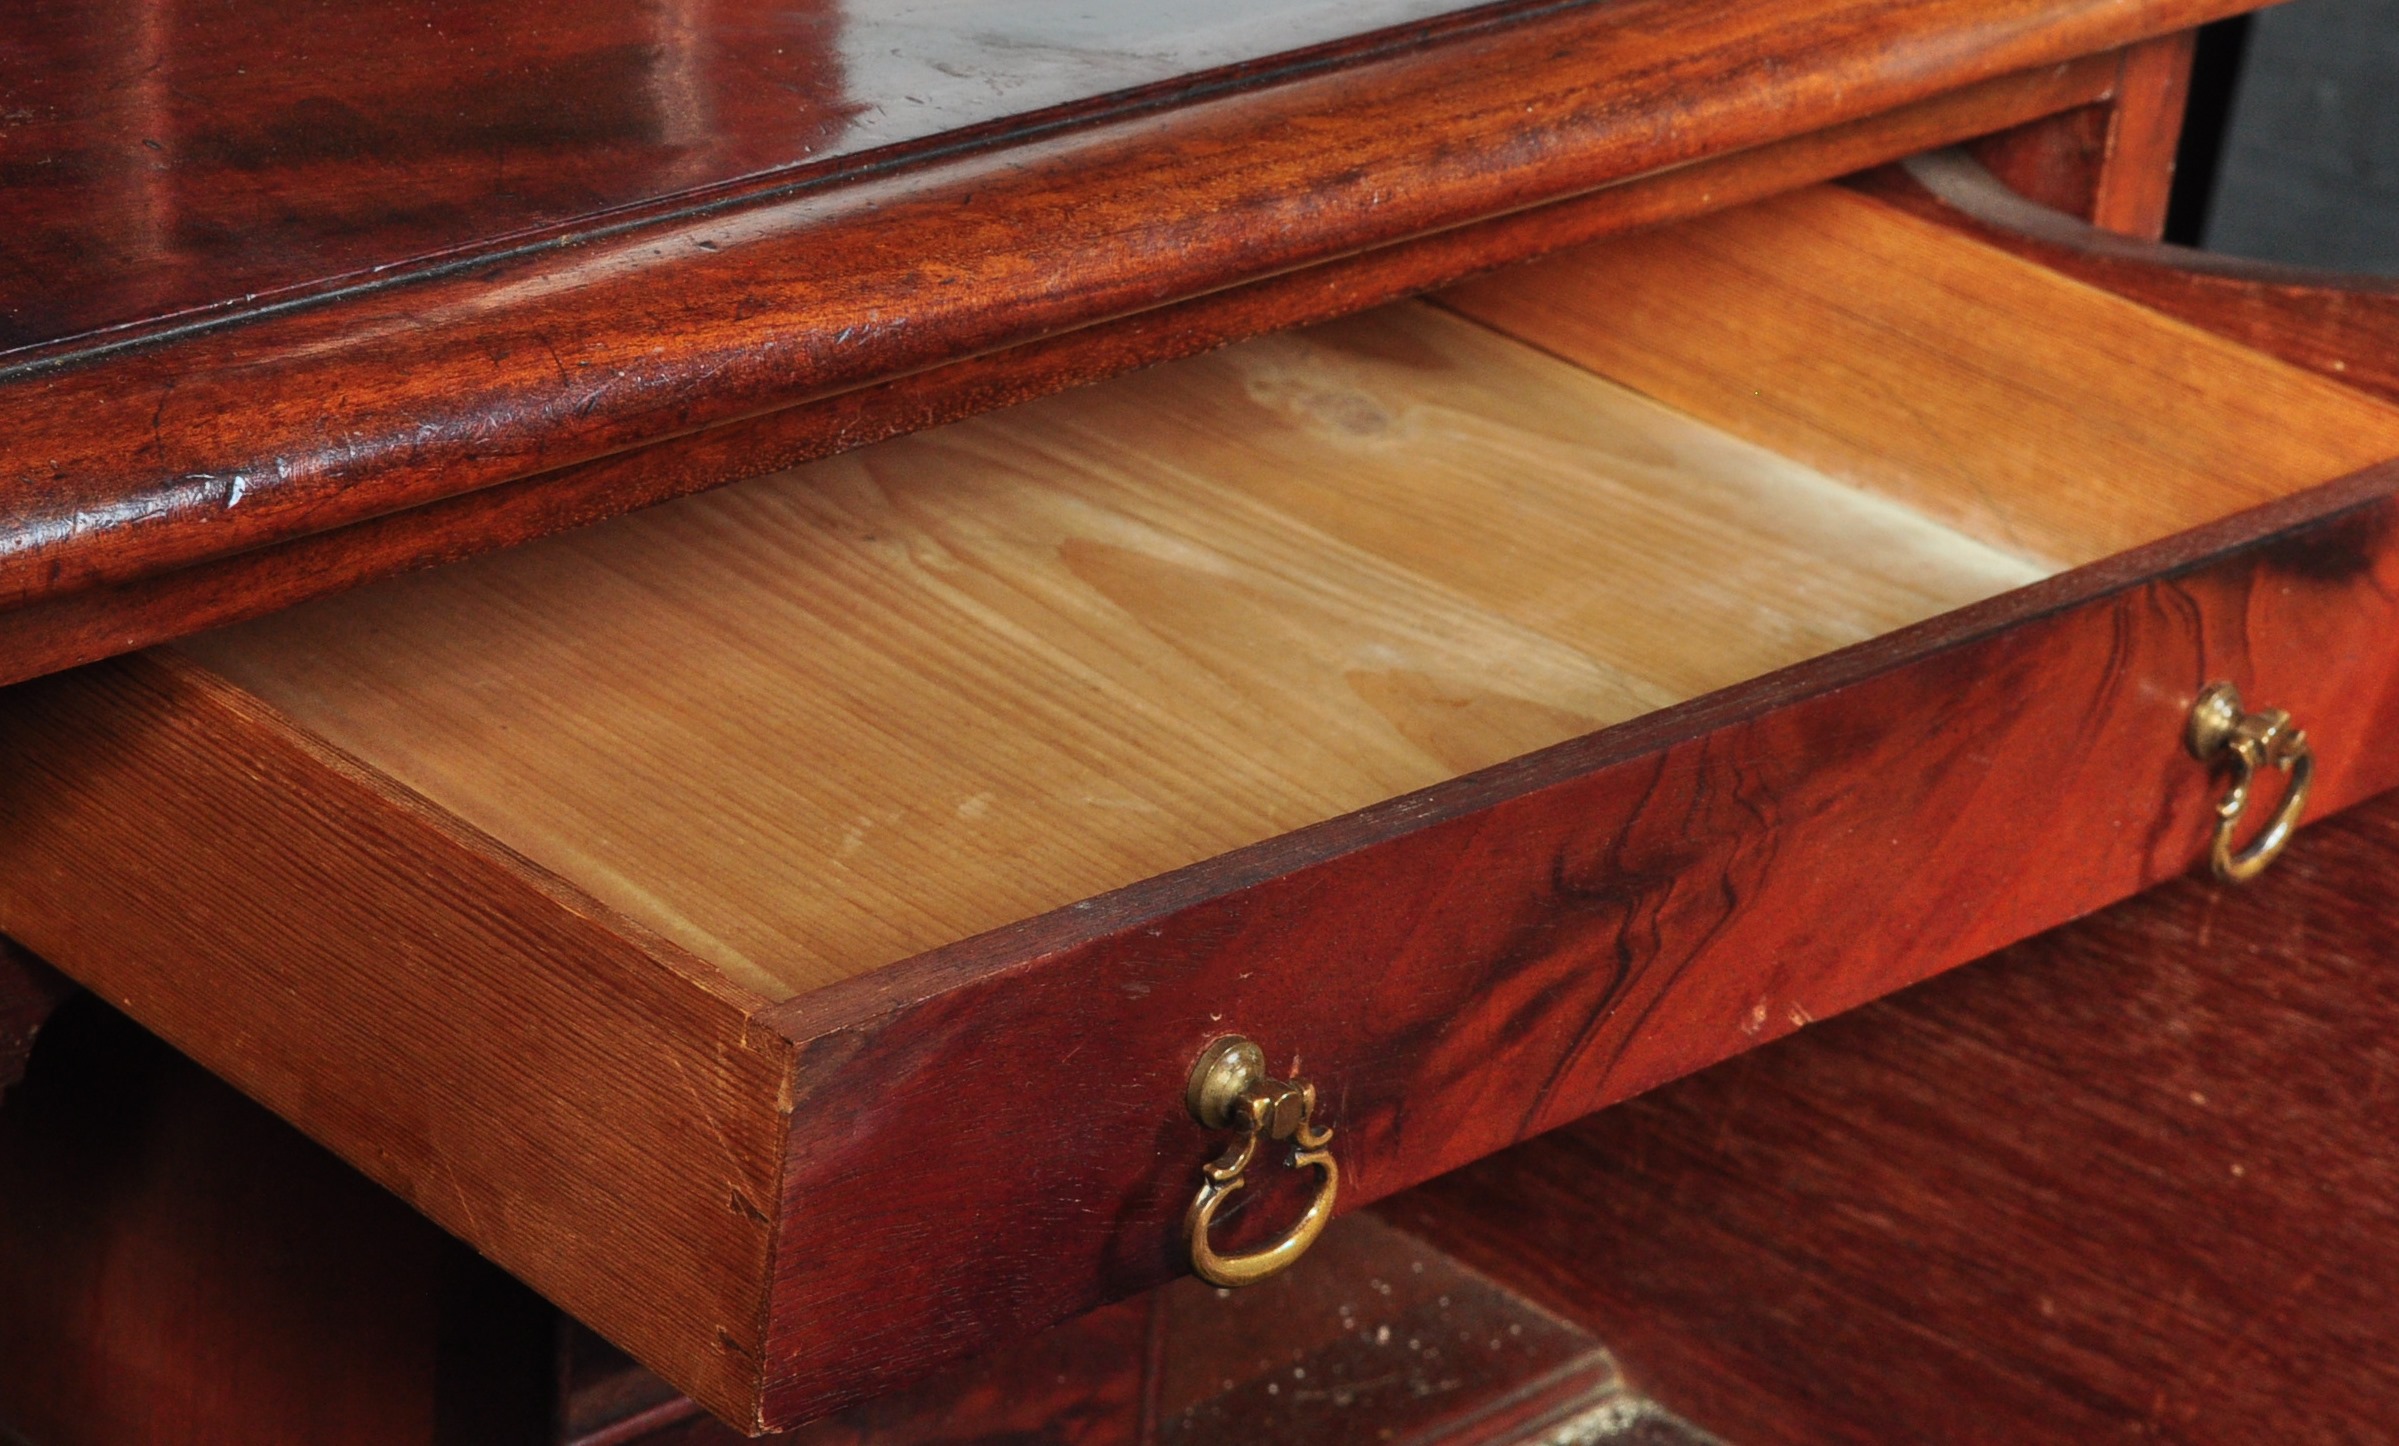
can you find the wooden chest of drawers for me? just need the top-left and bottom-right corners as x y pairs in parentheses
(6, 2), (2391, 1438)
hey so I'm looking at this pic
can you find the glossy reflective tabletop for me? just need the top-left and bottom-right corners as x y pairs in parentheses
(0, 0), (1485, 363)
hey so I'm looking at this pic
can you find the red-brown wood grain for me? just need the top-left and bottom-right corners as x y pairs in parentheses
(1386, 784), (2399, 1443)
(1863, 151), (2399, 409)
(1970, 102), (2116, 218)
(1969, 29), (2197, 235)
(2091, 26), (2202, 235)
(0, 0), (1483, 365)
(0, 50), (2131, 689)
(747, 462), (2399, 1423)
(0, 0), (2254, 634)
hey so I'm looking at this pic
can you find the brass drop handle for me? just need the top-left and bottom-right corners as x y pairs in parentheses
(2186, 682), (2314, 883)
(1183, 1036), (1338, 1288)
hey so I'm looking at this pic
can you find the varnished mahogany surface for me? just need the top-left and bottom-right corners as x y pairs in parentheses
(1966, 29), (2197, 237)
(1391, 786), (2399, 1443)
(752, 459), (2399, 1421)
(0, 0), (1474, 365)
(0, 52), (2130, 690)
(0, 0), (2254, 671)
(11, 187), (2399, 1428)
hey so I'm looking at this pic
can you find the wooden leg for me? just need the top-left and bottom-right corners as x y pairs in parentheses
(1385, 787), (2399, 1444)
(0, 998), (555, 1446)
(1967, 29), (2198, 238)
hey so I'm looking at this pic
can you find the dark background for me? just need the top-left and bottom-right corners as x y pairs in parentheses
(2174, 0), (2399, 269)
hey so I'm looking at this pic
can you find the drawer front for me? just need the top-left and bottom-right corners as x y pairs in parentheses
(6, 455), (2395, 1432)
(757, 468), (2399, 1420)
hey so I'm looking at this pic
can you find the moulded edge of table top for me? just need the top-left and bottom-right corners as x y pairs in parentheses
(0, 0), (2257, 622)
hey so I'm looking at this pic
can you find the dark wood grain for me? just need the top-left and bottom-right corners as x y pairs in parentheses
(0, 998), (554, 1446)
(1861, 150), (2399, 409)
(1968, 102), (2115, 218)
(1385, 783), (2399, 1444)
(1968, 29), (2197, 235)
(748, 462), (2399, 1423)
(0, 0), (1486, 366)
(0, 50), (2128, 690)
(0, 0), (2251, 633)
(0, 941), (69, 1105)
(755, 1300), (1151, 1446)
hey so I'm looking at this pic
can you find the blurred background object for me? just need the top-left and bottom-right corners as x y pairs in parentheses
(2174, 0), (2399, 270)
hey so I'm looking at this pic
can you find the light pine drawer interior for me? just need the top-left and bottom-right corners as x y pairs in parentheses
(15, 182), (2399, 1430)
(174, 185), (2398, 1005)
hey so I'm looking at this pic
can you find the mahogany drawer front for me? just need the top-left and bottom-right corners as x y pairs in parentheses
(6, 185), (2399, 1432)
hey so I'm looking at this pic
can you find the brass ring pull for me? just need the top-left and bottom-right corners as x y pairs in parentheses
(2186, 682), (2314, 883)
(1183, 1036), (1338, 1288)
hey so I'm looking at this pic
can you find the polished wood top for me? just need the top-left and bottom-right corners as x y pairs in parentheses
(0, 0), (1472, 365)
(0, 0), (2249, 678)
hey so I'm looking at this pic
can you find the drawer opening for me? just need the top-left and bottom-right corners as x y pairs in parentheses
(20, 178), (2399, 1428)
(173, 184), (2399, 1007)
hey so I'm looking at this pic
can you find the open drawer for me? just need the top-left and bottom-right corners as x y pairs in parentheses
(8, 184), (2399, 1433)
